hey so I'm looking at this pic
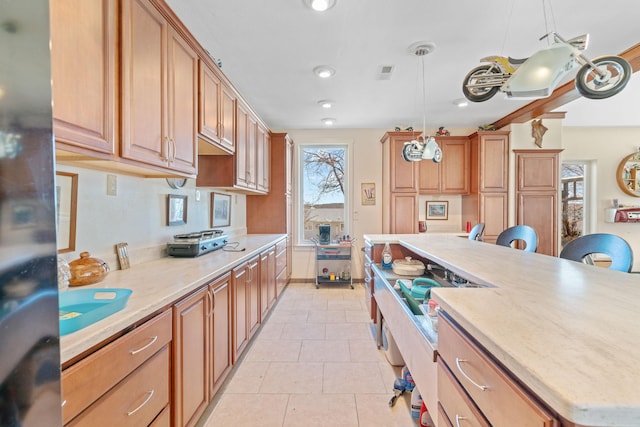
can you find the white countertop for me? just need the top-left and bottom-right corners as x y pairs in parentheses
(366, 234), (640, 426)
(60, 234), (285, 365)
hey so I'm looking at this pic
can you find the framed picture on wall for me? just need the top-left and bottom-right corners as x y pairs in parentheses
(211, 192), (231, 227)
(426, 201), (448, 220)
(167, 194), (188, 226)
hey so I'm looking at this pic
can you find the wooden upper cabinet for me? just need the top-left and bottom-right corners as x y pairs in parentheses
(478, 131), (509, 192)
(381, 132), (419, 193)
(167, 26), (198, 174)
(246, 114), (258, 190)
(198, 61), (235, 154)
(419, 137), (470, 194)
(235, 102), (250, 188)
(256, 125), (270, 193)
(121, 0), (197, 176)
(220, 84), (236, 152)
(51, 0), (117, 155)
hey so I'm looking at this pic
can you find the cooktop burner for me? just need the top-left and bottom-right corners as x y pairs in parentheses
(167, 229), (228, 257)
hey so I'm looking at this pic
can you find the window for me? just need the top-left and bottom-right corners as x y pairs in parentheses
(561, 161), (594, 247)
(298, 144), (348, 244)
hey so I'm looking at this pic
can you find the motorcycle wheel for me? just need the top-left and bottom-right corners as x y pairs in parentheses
(575, 56), (631, 100)
(462, 65), (501, 102)
(402, 144), (421, 162)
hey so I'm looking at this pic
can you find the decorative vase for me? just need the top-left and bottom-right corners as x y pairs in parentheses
(68, 251), (110, 286)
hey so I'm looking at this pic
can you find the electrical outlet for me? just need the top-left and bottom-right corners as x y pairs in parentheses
(107, 174), (117, 196)
(195, 190), (201, 202)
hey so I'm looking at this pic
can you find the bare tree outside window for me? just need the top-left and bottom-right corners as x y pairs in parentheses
(561, 163), (585, 246)
(301, 146), (347, 242)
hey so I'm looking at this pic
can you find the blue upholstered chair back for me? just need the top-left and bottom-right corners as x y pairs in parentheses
(468, 223), (485, 241)
(559, 233), (634, 273)
(495, 225), (538, 252)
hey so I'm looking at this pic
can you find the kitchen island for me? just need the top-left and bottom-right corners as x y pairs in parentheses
(366, 233), (640, 427)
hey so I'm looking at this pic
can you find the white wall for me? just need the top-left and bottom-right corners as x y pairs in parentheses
(284, 128), (473, 280)
(55, 164), (246, 269)
(561, 126), (640, 271)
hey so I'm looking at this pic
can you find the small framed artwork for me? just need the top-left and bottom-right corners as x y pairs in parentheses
(55, 172), (78, 253)
(167, 194), (188, 226)
(426, 201), (448, 220)
(361, 182), (376, 205)
(211, 192), (231, 227)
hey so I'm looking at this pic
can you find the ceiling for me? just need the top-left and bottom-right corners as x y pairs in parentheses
(166, 0), (640, 131)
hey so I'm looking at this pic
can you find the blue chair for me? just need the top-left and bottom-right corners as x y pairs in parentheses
(496, 225), (538, 252)
(468, 223), (485, 241)
(559, 233), (633, 273)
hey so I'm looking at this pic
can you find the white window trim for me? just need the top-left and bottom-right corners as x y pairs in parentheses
(295, 141), (351, 247)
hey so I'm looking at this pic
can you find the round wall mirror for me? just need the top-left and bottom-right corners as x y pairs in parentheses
(616, 151), (640, 197)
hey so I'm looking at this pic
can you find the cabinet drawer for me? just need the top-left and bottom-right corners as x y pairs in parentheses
(150, 405), (171, 427)
(438, 360), (489, 427)
(62, 309), (172, 424)
(275, 238), (286, 256)
(68, 345), (170, 427)
(438, 315), (556, 427)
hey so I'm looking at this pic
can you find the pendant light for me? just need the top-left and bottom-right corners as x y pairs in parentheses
(402, 42), (442, 163)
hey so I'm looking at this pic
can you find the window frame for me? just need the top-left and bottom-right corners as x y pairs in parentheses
(296, 142), (350, 246)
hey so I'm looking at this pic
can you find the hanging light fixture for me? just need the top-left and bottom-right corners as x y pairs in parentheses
(401, 42), (442, 163)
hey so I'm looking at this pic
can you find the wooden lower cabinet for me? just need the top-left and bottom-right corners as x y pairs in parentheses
(438, 314), (558, 427)
(62, 309), (172, 425)
(232, 262), (249, 362)
(209, 273), (233, 397)
(260, 246), (277, 320)
(247, 255), (260, 339)
(173, 287), (209, 427)
(150, 405), (171, 427)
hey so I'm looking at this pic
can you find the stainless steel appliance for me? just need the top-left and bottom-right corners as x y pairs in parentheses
(167, 229), (229, 257)
(0, 0), (62, 424)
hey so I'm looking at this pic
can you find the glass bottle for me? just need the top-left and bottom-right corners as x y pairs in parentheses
(382, 243), (393, 270)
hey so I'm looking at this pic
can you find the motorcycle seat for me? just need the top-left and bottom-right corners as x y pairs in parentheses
(508, 56), (528, 65)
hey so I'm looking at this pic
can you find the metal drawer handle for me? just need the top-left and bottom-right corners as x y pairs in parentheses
(130, 336), (158, 355)
(455, 414), (466, 427)
(127, 389), (154, 416)
(455, 357), (488, 391)
(61, 400), (67, 407)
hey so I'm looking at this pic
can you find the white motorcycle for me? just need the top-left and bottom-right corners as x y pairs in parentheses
(401, 136), (442, 163)
(462, 32), (631, 102)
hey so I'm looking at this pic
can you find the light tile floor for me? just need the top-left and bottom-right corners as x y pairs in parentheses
(199, 282), (419, 427)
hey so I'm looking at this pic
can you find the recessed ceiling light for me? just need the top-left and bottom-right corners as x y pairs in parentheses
(321, 118), (336, 126)
(453, 98), (469, 108)
(318, 100), (334, 109)
(313, 65), (336, 79)
(304, 0), (336, 12)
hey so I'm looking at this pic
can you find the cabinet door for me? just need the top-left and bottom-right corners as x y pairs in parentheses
(247, 255), (260, 338)
(246, 115), (258, 190)
(480, 193), (508, 244)
(235, 103), (250, 189)
(260, 248), (276, 319)
(418, 159), (440, 193)
(390, 136), (419, 192)
(173, 287), (209, 427)
(209, 273), (232, 397)
(441, 138), (469, 194)
(232, 263), (248, 362)
(220, 84), (236, 152)
(518, 193), (557, 256)
(480, 133), (509, 192)
(51, 0), (116, 155)
(256, 125), (270, 193)
(121, 0), (168, 168)
(391, 193), (418, 234)
(198, 61), (223, 149)
(167, 27), (197, 175)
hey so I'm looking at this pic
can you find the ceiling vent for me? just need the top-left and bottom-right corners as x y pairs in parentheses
(377, 65), (395, 80)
